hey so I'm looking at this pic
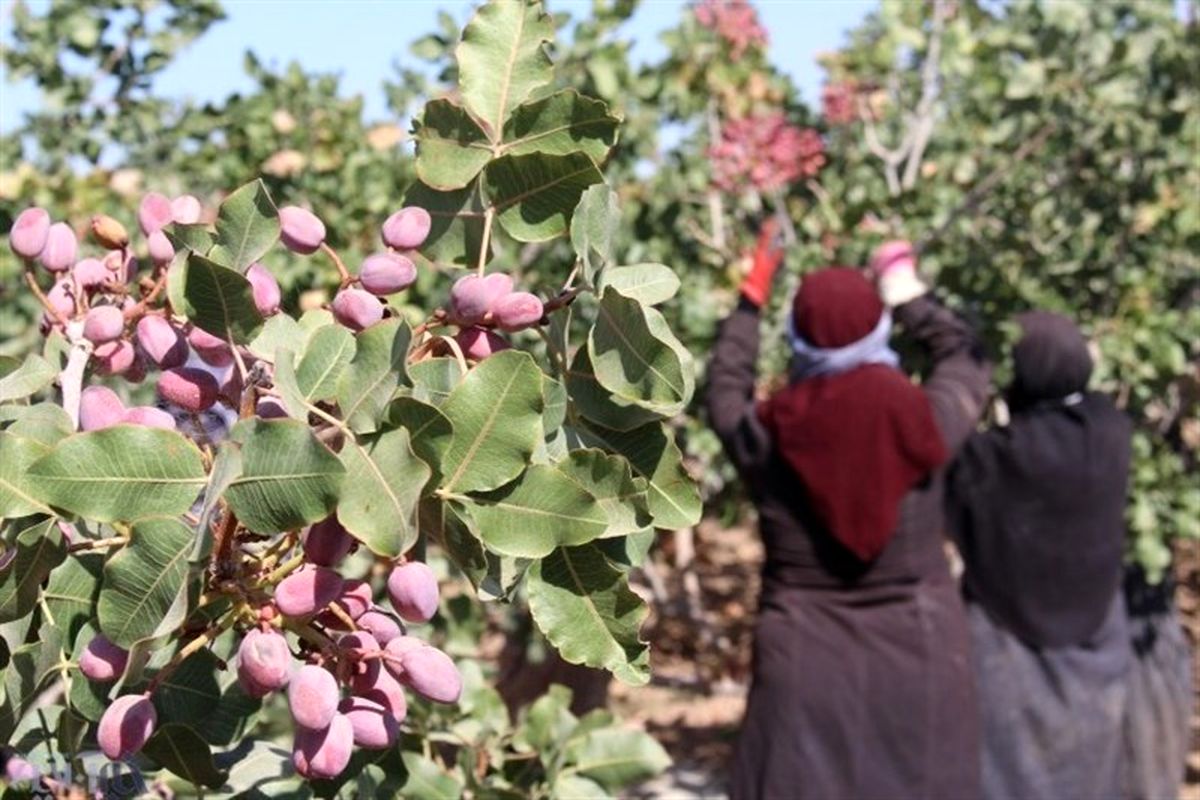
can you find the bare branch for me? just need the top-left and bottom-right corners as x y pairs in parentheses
(858, 96), (908, 196)
(917, 121), (1057, 252)
(705, 100), (728, 249)
(901, 0), (950, 190)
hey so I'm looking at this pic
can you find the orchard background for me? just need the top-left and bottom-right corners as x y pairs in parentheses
(1, 0), (1197, 797)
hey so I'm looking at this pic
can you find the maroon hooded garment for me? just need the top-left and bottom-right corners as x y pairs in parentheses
(758, 269), (948, 561)
(707, 273), (991, 800)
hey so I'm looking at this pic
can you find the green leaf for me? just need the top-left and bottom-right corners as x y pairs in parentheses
(597, 530), (655, 570)
(502, 89), (619, 161)
(272, 346), (309, 422)
(456, 0), (555, 138)
(404, 181), (489, 267)
(97, 517), (194, 648)
(487, 152), (605, 242)
(567, 347), (667, 432)
(337, 428), (430, 558)
(0, 625), (64, 742)
(440, 350), (544, 493)
(414, 99), (493, 191)
(213, 740), (305, 797)
(3, 402), (72, 446)
(295, 324), (356, 403)
(337, 318), (412, 433)
(573, 421), (701, 530)
(0, 354), (56, 404)
(42, 552), (102, 646)
(428, 500), (529, 602)
(400, 751), (465, 800)
(191, 441), (243, 562)
(570, 184), (620, 285)
(409, 357), (467, 406)
(556, 449), (651, 539)
(224, 419), (345, 534)
(143, 723), (228, 789)
(148, 649), (223, 726)
(528, 544), (650, 685)
(460, 465), (608, 558)
(195, 676), (262, 747)
(564, 727), (671, 788)
(248, 313), (304, 362)
(552, 775), (610, 799)
(0, 431), (55, 517)
(27, 426), (206, 522)
(166, 257), (189, 317)
(67, 622), (111, 722)
(589, 287), (693, 415)
(1005, 60), (1046, 100)
(599, 264), (680, 305)
(0, 519), (65, 624)
(164, 222), (216, 256)
(386, 397), (453, 488)
(208, 179), (280, 271)
(515, 685), (576, 752)
(542, 374), (568, 435)
(179, 253), (265, 343)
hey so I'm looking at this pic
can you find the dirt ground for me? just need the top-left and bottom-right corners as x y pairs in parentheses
(613, 520), (1200, 800)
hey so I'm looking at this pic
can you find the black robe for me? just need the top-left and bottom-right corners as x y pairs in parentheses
(708, 295), (990, 800)
(947, 326), (1136, 800)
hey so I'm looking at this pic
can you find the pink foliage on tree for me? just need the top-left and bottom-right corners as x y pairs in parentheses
(821, 81), (860, 125)
(709, 112), (826, 194)
(694, 0), (768, 59)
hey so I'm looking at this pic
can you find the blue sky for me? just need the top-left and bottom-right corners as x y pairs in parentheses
(0, 0), (874, 136)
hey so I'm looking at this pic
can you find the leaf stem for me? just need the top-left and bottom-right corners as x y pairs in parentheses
(68, 535), (128, 553)
(306, 401), (352, 435)
(147, 611), (237, 693)
(264, 551), (306, 586)
(211, 507), (240, 576)
(288, 620), (337, 654)
(23, 263), (70, 326)
(123, 268), (168, 322)
(323, 601), (358, 631)
(476, 206), (496, 276)
(320, 242), (353, 288)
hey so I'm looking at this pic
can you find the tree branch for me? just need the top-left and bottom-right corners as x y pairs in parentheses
(901, 0), (950, 190)
(705, 100), (728, 250)
(917, 121), (1057, 252)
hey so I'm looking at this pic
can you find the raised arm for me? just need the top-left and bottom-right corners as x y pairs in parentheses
(873, 240), (992, 455)
(892, 295), (991, 454)
(706, 221), (781, 473)
(707, 298), (772, 472)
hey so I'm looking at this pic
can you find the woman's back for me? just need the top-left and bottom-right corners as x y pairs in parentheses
(707, 251), (991, 800)
(945, 310), (1134, 800)
(951, 393), (1132, 647)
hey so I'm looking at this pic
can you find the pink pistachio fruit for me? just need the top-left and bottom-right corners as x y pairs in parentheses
(9, 207), (51, 259)
(278, 206), (326, 255)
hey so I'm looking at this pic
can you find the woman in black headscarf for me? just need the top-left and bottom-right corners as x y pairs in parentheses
(946, 311), (1133, 800)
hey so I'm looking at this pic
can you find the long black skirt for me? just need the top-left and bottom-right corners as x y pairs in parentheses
(731, 579), (980, 800)
(969, 597), (1130, 800)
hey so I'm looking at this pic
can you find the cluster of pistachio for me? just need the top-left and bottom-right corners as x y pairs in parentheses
(77, 517), (458, 779)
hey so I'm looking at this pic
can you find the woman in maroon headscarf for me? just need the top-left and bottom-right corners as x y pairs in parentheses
(708, 229), (990, 800)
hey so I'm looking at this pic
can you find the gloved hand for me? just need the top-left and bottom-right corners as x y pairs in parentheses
(869, 239), (928, 307)
(740, 218), (784, 307)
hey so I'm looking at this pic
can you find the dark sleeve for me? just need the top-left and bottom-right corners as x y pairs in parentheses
(893, 294), (992, 455)
(706, 298), (773, 473)
(944, 430), (992, 547)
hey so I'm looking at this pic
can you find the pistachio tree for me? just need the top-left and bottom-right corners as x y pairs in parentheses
(0, 1), (685, 794)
